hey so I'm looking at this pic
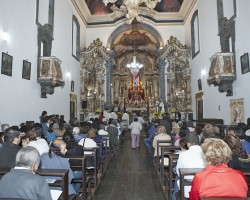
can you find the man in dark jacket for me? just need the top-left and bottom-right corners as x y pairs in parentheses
(0, 128), (21, 168)
(0, 146), (52, 199)
(160, 114), (172, 135)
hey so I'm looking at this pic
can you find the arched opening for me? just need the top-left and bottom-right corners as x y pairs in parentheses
(108, 22), (164, 114)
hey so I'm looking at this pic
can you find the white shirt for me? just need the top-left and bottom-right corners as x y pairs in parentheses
(129, 122), (142, 135)
(78, 138), (97, 155)
(122, 113), (130, 127)
(111, 112), (118, 120)
(137, 116), (145, 126)
(98, 129), (108, 136)
(176, 145), (207, 198)
(98, 129), (109, 147)
(152, 133), (171, 157)
(27, 138), (49, 155)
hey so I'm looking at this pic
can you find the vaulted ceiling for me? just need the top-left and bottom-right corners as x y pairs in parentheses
(85, 0), (183, 15)
(71, 0), (196, 26)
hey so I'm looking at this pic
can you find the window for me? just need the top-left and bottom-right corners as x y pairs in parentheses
(191, 10), (200, 58)
(72, 15), (80, 61)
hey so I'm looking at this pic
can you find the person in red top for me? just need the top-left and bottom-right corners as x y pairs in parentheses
(189, 138), (248, 200)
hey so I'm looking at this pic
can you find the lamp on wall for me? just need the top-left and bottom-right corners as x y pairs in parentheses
(103, 0), (161, 24)
(1, 31), (9, 42)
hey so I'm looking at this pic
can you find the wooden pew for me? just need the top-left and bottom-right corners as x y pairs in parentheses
(82, 147), (99, 193)
(155, 140), (172, 173)
(100, 134), (111, 163)
(0, 167), (69, 200)
(96, 141), (108, 176)
(162, 153), (179, 200)
(66, 156), (88, 200)
(37, 169), (69, 200)
(159, 146), (179, 186)
(178, 168), (204, 200)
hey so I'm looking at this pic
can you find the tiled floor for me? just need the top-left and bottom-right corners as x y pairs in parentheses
(93, 131), (166, 200)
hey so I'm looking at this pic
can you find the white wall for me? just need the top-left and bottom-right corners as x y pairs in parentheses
(184, 0), (250, 124)
(0, 0), (86, 125)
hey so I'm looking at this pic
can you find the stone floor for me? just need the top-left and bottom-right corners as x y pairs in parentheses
(92, 131), (166, 200)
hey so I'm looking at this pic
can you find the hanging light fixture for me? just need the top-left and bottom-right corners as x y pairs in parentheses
(126, 28), (143, 76)
(103, 0), (161, 24)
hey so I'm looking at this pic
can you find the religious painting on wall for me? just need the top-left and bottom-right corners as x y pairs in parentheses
(240, 53), (250, 74)
(1, 52), (13, 77)
(230, 98), (244, 125)
(22, 60), (31, 80)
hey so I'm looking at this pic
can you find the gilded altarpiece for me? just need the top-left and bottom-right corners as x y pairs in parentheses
(80, 39), (112, 113)
(111, 24), (160, 113)
(159, 36), (192, 113)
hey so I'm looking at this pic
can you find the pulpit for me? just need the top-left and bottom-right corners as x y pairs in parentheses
(207, 52), (235, 96)
(38, 56), (65, 98)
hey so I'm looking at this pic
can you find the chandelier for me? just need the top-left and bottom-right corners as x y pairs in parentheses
(127, 55), (143, 76)
(103, 0), (161, 24)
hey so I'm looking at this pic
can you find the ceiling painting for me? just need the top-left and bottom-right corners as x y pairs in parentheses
(84, 0), (184, 15)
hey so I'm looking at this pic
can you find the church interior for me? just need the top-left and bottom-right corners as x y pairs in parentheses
(1, 1), (250, 200)
(0, 0), (249, 125)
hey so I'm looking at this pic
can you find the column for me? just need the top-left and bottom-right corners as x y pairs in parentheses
(158, 59), (167, 101)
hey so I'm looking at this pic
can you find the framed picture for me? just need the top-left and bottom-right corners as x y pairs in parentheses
(1, 52), (13, 76)
(240, 53), (250, 74)
(71, 80), (74, 92)
(22, 60), (31, 80)
(198, 79), (202, 91)
(230, 98), (244, 125)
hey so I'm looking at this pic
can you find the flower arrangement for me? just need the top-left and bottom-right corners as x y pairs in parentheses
(153, 111), (159, 117)
(117, 112), (122, 117)
(95, 109), (101, 113)
(171, 108), (176, 113)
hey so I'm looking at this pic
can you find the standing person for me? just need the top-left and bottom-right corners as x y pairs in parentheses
(189, 138), (248, 199)
(160, 113), (172, 135)
(39, 111), (47, 123)
(0, 146), (52, 200)
(122, 111), (130, 129)
(129, 117), (142, 149)
(137, 112), (145, 126)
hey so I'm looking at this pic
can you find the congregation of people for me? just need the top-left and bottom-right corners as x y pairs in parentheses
(142, 113), (250, 199)
(0, 109), (250, 199)
(0, 109), (124, 199)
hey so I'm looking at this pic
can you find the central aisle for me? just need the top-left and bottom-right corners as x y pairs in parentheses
(93, 131), (166, 200)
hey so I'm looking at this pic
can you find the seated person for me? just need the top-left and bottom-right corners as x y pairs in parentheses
(78, 129), (98, 168)
(27, 127), (49, 155)
(0, 146), (52, 199)
(152, 126), (171, 157)
(173, 132), (207, 199)
(46, 123), (56, 143)
(190, 138), (248, 199)
(40, 139), (78, 195)
(143, 118), (157, 153)
(0, 128), (21, 168)
(73, 127), (86, 142)
(224, 132), (250, 169)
